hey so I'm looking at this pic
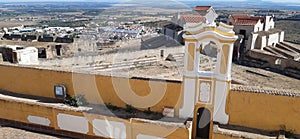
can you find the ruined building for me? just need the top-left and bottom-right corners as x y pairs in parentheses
(229, 14), (300, 79)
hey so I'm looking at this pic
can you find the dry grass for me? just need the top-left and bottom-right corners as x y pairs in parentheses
(275, 20), (300, 44)
(0, 21), (36, 28)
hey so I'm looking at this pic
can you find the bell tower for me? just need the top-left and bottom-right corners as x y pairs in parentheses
(178, 6), (237, 139)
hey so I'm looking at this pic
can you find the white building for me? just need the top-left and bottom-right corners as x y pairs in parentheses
(0, 45), (39, 65)
(228, 14), (284, 60)
(14, 47), (39, 65)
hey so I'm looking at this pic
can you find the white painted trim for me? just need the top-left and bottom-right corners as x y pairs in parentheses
(197, 80), (214, 105)
(57, 113), (89, 134)
(179, 78), (195, 118)
(213, 81), (229, 124)
(27, 115), (50, 126)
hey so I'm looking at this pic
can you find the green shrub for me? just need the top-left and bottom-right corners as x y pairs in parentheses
(75, 95), (87, 106)
(64, 95), (78, 107)
(64, 94), (87, 107)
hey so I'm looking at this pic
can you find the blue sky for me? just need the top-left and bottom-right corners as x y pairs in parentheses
(2, 0), (300, 3)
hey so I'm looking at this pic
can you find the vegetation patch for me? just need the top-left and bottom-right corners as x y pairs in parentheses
(64, 94), (87, 107)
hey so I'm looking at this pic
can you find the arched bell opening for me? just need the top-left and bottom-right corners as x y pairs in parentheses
(198, 41), (218, 73)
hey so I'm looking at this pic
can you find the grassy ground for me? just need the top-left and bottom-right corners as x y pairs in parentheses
(275, 20), (300, 44)
(0, 21), (36, 28)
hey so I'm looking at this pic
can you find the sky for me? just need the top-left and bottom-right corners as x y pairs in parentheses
(1, 0), (300, 3)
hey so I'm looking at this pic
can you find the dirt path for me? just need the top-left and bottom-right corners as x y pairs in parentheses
(0, 126), (64, 139)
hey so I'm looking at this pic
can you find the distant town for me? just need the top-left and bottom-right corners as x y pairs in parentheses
(0, 1), (299, 139)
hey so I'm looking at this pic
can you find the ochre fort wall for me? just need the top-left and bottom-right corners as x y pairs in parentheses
(0, 97), (189, 139)
(227, 90), (300, 134)
(0, 65), (300, 135)
(0, 65), (183, 113)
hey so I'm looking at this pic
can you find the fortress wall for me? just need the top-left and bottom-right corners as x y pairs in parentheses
(1, 64), (300, 134)
(39, 46), (184, 66)
(0, 96), (189, 139)
(227, 90), (300, 134)
(0, 64), (183, 113)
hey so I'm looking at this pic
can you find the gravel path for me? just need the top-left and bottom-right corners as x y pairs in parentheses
(0, 126), (62, 139)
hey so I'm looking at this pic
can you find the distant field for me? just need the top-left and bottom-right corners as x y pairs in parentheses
(0, 21), (36, 28)
(275, 20), (300, 44)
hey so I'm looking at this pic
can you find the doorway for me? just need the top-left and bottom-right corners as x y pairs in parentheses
(196, 108), (211, 139)
(55, 45), (62, 56)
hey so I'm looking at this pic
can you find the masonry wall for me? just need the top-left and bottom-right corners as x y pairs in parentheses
(246, 50), (300, 79)
(0, 97), (189, 139)
(227, 91), (300, 134)
(39, 47), (184, 66)
(233, 25), (254, 39)
(268, 33), (279, 47)
(1, 65), (300, 135)
(0, 65), (183, 113)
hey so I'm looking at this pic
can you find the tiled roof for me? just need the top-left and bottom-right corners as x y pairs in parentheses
(231, 85), (300, 97)
(235, 18), (260, 25)
(194, 6), (212, 11)
(250, 16), (265, 23)
(231, 14), (265, 26)
(231, 14), (250, 20)
(179, 14), (206, 23)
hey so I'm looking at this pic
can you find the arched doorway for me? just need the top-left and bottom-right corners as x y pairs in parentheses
(196, 108), (211, 139)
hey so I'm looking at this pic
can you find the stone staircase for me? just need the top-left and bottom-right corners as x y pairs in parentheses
(263, 46), (285, 58)
(276, 42), (300, 60)
(281, 42), (300, 53)
(263, 42), (300, 61)
(166, 53), (185, 67)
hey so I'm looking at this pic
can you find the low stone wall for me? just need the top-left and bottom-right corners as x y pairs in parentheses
(244, 50), (300, 79)
(0, 93), (189, 139)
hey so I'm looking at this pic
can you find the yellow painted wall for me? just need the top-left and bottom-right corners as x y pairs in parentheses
(2, 65), (300, 136)
(0, 97), (188, 139)
(0, 100), (55, 127)
(0, 65), (73, 98)
(0, 65), (182, 113)
(227, 91), (300, 134)
(131, 119), (189, 139)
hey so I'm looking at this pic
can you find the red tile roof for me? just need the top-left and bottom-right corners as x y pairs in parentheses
(231, 14), (250, 20)
(235, 19), (260, 25)
(194, 6), (212, 11)
(231, 14), (264, 26)
(250, 16), (265, 23)
(179, 14), (206, 23)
